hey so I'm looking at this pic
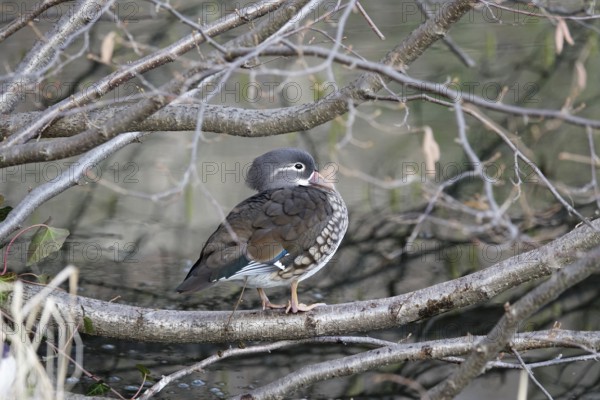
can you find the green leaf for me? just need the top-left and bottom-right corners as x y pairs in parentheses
(0, 272), (17, 304)
(0, 195), (11, 222)
(0, 206), (12, 222)
(136, 364), (152, 378)
(0, 272), (16, 283)
(36, 274), (50, 284)
(86, 381), (110, 396)
(83, 316), (95, 334)
(26, 226), (70, 266)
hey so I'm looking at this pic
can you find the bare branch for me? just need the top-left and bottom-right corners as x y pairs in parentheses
(0, 131), (146, 241)
(235, 330), (599, 399)
(462, 105), (595, 230)
(0, 0), (72, 43)
(0, 0), (115, 115)
(3, 217), (600, 343)
(139, 336), (396, 399)
(415, 0), (476, 67)
(427, 245), (600, 399)
(0, 0), (475, 147)
(512, 348), (553, 399)
(355, 2), (386, 40)
(4, 41), (600, 147)
(0, 0), (289, 146)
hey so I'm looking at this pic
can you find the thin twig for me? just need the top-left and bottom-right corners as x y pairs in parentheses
(356, 2), (385, 40)
(0, 0), (71, 43)
(139, 336), (396, 399)
(512, 347), (553, 400)
(454, 101), (518, 238)
(462, 104), (595, 231)
(481, 0), (600, 21)
(414, 0), (475, 67)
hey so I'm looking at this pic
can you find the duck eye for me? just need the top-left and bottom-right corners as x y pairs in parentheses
(294, 163), (304, 170)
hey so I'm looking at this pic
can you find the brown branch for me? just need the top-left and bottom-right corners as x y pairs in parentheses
(355, 2), (386, 40)
(415, 0), (476, 67)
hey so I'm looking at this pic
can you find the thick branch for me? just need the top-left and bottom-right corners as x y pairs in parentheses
(4, 39), (600, 163)
(0, 0), (312, 166)
(3, 218), (600, 343)
(236, 330), (600, 399)
(427, 245), (600, 399)
(0, 0), (475, 164)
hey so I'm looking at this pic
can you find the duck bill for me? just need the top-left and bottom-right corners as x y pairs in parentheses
(309, 171), (335, 190)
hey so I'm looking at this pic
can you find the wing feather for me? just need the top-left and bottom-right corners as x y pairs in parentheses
(176, 187), (332, 292)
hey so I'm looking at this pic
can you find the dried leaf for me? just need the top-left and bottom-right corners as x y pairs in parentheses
(559, 19), (574, 45)
(464, 197), (489, 211)
(422, 127), (440, 174)
(100, 31), (117, 65)
(575, 60), (587, 91)
(555, 19), (574, 55)
(555, 20), (564, 54)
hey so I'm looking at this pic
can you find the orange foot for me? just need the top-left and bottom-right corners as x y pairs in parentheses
(263, 300), (287, 310)
(257, 288), (286, 311)
(286, 301), (326, 314)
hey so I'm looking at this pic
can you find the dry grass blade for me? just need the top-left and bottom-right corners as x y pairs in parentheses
(1, 266), (83, 400)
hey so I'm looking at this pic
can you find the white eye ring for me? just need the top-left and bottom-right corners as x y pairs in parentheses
(294, 163), (305, 170)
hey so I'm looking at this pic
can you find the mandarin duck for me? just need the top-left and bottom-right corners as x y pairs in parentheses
(176, 148), (348, 313)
